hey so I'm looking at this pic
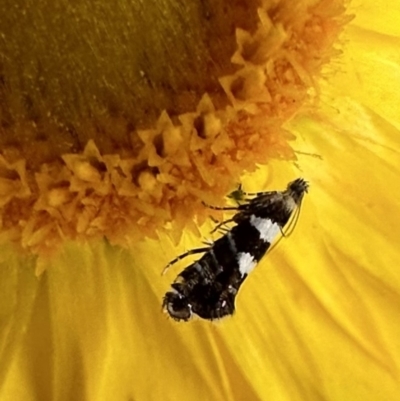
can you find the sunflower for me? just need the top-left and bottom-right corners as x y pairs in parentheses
(1, 0), (400, 400)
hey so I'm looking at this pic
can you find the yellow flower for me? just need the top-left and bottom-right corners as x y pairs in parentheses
(1, 1), (400, 400)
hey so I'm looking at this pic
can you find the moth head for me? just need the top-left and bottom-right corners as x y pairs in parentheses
(163, 291), (192, 321)
(287, 178), (309, 205)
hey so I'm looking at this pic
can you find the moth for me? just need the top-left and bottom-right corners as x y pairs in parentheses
(162, 178), (309, 321)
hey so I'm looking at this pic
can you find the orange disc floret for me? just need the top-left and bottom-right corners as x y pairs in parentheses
(0, 0), (350, 265)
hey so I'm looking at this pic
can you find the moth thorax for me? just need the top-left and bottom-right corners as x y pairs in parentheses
(284, 196), (297, 213)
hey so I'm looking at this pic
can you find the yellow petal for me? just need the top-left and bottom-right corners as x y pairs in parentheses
(2, 1), (400, 401)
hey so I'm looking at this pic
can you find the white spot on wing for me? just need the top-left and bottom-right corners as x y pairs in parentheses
(194, 262), (202, 272)
(250, 215), (280, 243)
(226, 232), (237, 254)
(237, 252), (257, 276)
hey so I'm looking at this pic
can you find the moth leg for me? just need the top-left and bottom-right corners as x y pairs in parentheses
(215, 226), (231, 235)
(201, 239), (214, 247)
(208, 216), (229, 231)
(210, 218), (235, 234)
(212, 224), (233, 236)
(209, 215), (219, 225)
(162, 246), (210, 275)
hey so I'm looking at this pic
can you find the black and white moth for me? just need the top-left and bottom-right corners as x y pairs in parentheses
(162, 178), (309, 321)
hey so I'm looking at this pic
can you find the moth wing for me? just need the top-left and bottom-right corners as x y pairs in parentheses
(234, 191), (282, 222)
(188, 282), (237, 320)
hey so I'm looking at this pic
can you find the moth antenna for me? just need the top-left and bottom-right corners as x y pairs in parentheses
(239, 187), (277, 197)
(240, 190), (265, 197)
(202, 201), (238, 212)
